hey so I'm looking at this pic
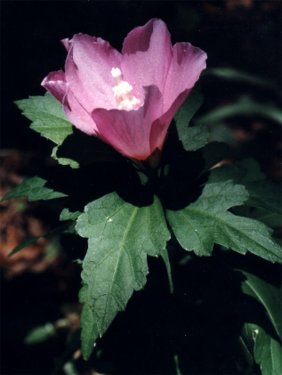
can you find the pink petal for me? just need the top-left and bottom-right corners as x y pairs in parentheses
(41, 70), (67, 103)
(92, 86), (163, 160)
(121, 19), (172, 100)
(64, 89), (98, 135)
(65, 34), (122, 112)
(163, 42), (207, 112)
(149, 90), (188, 151)
(61, 38), (72, 51)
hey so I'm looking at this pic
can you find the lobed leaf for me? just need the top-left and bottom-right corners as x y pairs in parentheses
(1, 176), (67, 202)
(76, 193), (171, 359)
(209, 158), (282, 216)
(167, 180), (282, 263)
(15, 93), (73, 145)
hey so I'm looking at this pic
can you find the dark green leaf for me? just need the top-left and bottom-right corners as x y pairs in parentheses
(241, 271), (282, 375)
(174, 87), (209, 151)
(167, 181), (282, 263)
(8, 236), (40, 257)
(241, 271), (282, 338)
(197, 96), (282, 126)
(76, 193), (170, 359)
(15, 93), (73, 145)
(206, 68), (278, 91)
(209, 159), (282, 215)
(1, 176), (67, 202)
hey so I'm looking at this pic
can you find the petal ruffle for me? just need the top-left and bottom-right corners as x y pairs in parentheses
(92, 86), (163, 160)
(121, 19), (172, 99)
(41, 70), (67, 103)
(65, 34), (122, 112)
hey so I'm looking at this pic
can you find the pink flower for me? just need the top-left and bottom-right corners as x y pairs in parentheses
(42, 19), (207, 161)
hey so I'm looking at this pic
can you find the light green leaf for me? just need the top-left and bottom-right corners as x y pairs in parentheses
(51, 146), (79, 169)
(197, 96), (282, 126)
(76, 193), (171, 359)
(241, 271), (282, 375)
(25, 323), (56, 345)
(15, 93), (73, 145)
(60, 208), (81, 222)
(174, 87), (209, 151)
(167, 181), (282, 263)
(1, 176), (67, 202)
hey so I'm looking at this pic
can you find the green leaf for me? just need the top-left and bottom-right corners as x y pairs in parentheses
(25, 323), (56, 344)
(250, 209), (282, 228)
(174, 87), (209, 151)
(197, 96), (282, 126)
(241, 271), (282, 375)
(51, 146), (79, 169)
(76, 193), (171, 359)
(60, 208), (81, 222)
(241, 271), (282, 338)
(206, 68), (278, 91)
(1, 176), (67, 202)
(209, 159), (282, 215)
(8, 236), (40, 257)
(15, 93), (73, 145)
(167, 181), (282, 263)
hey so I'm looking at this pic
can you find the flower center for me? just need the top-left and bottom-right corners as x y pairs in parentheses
(111, 67), (141, 111)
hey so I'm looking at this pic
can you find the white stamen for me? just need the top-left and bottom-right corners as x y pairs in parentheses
(111, 67), (122, 78)
(112, 81), (133, 97)
(111, 67), (142, 111)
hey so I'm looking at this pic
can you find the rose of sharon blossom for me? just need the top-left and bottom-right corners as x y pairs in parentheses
(42, 19), (207, 161)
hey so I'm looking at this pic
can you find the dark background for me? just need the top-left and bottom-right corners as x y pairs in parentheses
(1, 1), (282, 374)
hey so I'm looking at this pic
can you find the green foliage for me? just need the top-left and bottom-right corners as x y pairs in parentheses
(75, 193), (171, 359)
(174, 87), (209, 151)
(15, 93), (73, 145)
(209, 158), (282, 217)
(60, 208), (81, 222)
(1, 176), (67, 202)
(25, 323), (56, 345)
(197, 96), (282, 126)
(51, 146), (80, 169)
(206, 67), (278, 91)
(167, 180), (282, 263)
(241, 271), (282, 375)
(8, 236), (40, 257)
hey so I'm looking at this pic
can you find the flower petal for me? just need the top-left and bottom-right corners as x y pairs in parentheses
(163, 42), (207, 112)
(121, 19), (172, 99)
(64, 89), (98, 135)
(41, 70), (67, 103)
(65, 34), (122, 112)
(92, 86), (163, 160)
